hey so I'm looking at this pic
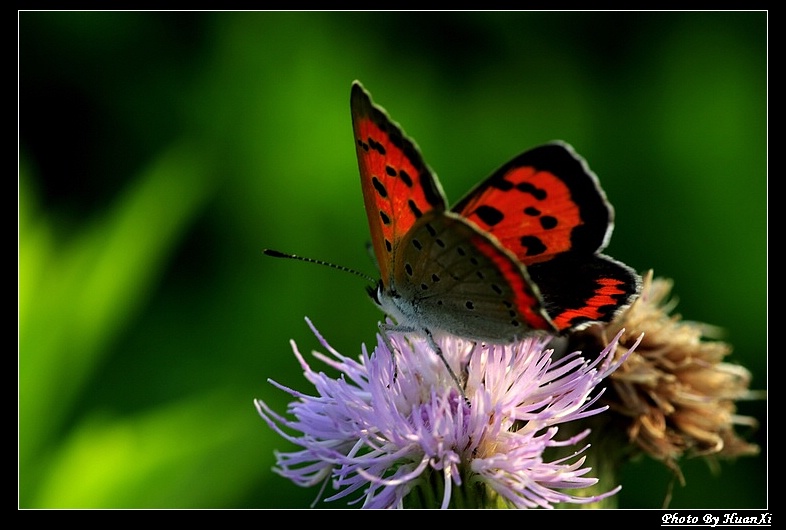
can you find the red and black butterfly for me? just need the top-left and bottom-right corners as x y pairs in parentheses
(351, 80), (640, 344)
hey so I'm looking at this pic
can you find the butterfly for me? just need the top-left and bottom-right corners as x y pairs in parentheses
(351, 80), (641, 355)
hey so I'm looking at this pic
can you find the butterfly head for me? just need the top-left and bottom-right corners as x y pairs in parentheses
(365, 282), (382, 306)
(366, 280), (421, 332)
(366, 281), (398, 312)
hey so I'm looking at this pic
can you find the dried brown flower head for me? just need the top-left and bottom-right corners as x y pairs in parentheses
(569, 270), (760, 471)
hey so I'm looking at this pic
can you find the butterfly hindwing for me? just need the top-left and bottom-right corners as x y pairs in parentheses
(528, 253), (640, 330)
(391, 211), (555, 340)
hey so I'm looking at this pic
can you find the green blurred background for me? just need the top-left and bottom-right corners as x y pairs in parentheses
(19, 11), (766, 509)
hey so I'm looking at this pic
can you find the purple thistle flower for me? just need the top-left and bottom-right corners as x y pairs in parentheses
(255, 319), (639, 509)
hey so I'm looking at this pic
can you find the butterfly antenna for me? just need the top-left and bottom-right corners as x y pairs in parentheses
(264, 249), (376, 283)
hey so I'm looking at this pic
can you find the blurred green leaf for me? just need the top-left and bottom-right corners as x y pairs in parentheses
(27, 391), (266, 508)
(19, 141), (217, 506)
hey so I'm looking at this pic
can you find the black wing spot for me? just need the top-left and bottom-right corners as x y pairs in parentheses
(490, 178), (514, 191)
(516, 182), (547, 200)
(474, 205), (504, 226)
(380, 210), (391, 225)
(540, 215), (557, 230)
(399, 169), (413, 187)
(368, 137), (386, 156)
(385, 165), (397, 176)
(520, 235), (547, 256)
(372, 176), (388, 198)
(412, 239), (422, 251)
(405, 263), (413, 276)
(524, 206), (541, 216)
(465, 301), (475, 310)
(408, 200), (423, 218)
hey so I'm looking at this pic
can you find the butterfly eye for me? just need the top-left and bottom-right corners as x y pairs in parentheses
(366, 283), (382, 305)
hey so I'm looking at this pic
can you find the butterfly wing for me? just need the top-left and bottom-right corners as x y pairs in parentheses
(452, 142), (612, 265)
(453, 142), (640, 331)
(390, 211), (556, 340)
(527, 254), (640, 330)
(351, 82), (447, 285)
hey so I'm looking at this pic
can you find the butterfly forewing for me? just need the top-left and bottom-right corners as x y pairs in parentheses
(453, 143), (613, 265)
(390, 212), (556, 341)
(351, 82), (447, 285)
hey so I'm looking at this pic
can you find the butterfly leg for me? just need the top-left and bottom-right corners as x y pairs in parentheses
(378, 322), (468, 403)
(378, 322), (403, 386)
(423, 328), (469, 404)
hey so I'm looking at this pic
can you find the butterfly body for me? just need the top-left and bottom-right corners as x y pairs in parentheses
(351, 81), (640, 345)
